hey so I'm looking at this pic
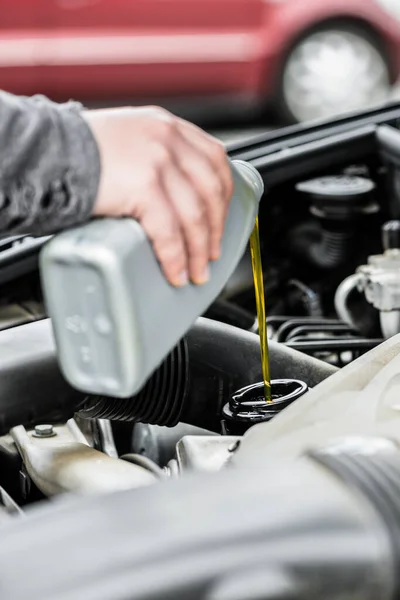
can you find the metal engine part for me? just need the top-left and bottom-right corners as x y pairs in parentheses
(10, 419), (155, 497)
(132, 423), (219, 468)
(356, 221), (400, 338)
(173, 436), (240, 474)
(334, 221), (400, 339)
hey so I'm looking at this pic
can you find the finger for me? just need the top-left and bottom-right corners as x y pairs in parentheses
(137, 183), (188, 288)
(176, 118), (234, 207)
(161, 162), (210, 285)
(172, 132), (225, 260)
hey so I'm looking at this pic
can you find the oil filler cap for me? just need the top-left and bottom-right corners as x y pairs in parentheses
(222, 379), (308, 435)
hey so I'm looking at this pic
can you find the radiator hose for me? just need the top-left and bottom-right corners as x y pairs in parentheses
(0, 317), (336, 434)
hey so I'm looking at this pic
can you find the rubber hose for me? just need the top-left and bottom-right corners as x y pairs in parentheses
(291, 221), (353, 270)
(334, 273), (381, 337)
(80, 317), (337, 432)
(334, 273), (362, 328)
(203, 298), (256, 330)
(309, 229), (354, 269)
(288, 279), (323, 317)
(0, 318), (337, 435)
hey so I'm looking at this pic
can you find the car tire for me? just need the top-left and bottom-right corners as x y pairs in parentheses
(278, 24), (392, 124)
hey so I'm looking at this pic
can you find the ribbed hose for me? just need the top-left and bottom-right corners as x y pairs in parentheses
(79, 339), (189, 427)
(0, 317), (337, 434)
(291, 221), (354, 270)
(79, 318), (337, 432)
(312, 449), (400, 576)
(308, 229), (354, 270)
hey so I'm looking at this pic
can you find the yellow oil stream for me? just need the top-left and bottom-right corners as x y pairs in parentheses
(249, 217), (272, 403)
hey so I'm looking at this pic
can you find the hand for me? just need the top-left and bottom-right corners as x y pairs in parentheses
(83, 106), (233, 286)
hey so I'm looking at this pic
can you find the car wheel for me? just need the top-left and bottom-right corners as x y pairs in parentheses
(280, 26), (392, 123)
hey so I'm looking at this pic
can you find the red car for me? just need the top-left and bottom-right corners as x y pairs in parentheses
(1, 0), (400, 123)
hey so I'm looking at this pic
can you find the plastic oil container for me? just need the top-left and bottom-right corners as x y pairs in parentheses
(40, 160), (264, 398)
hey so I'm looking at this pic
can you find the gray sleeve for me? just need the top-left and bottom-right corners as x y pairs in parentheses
(0, 91), (101, 235)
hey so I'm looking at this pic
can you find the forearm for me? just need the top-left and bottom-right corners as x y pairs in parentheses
(0, 91), (100, 235)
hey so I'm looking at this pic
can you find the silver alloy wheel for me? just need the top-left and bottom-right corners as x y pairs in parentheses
(282, 28), (391, 123)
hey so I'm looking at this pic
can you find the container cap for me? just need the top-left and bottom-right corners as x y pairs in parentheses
(232, 160), (264, 202)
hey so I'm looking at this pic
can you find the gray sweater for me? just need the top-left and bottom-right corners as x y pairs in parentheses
(0, 91), (101, 235)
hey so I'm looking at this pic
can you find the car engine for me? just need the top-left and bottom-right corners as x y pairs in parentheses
(3, 105), (400, 599)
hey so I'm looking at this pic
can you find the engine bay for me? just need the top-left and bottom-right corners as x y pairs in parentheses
(3, 105), (400, 598)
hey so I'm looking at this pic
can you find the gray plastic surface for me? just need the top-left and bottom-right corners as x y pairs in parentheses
(40, 161), (263, 397)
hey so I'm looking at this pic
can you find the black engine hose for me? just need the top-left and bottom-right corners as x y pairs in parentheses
(291, 221), (354, 270)
(311, 228), (354, 270)
(288, 279), (323, 317)
(80, 318), (337, 432)
(203, 298), (255, 330)
(0, 318), (337, 434)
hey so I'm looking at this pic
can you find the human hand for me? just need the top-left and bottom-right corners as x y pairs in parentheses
(84, 106), (233, 286)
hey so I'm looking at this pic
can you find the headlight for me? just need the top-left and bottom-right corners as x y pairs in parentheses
(374, 0), (400, 20)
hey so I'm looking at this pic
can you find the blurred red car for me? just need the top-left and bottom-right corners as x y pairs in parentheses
(2, 0), (400, 123)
